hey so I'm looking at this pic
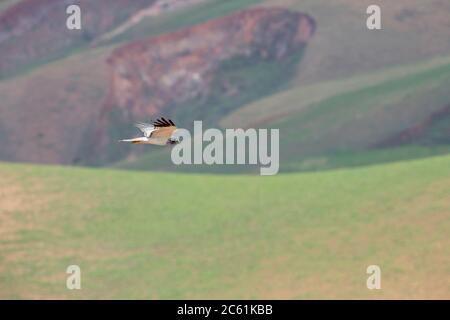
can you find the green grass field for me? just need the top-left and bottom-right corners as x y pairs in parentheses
(1, 155), (449, 299)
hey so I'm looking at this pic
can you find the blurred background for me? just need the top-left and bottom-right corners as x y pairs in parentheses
(0, 0), (449, 299)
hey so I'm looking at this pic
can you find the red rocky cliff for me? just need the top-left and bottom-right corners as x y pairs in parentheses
(104, 7), (315, 118)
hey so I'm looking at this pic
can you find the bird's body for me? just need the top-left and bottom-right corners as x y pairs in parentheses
(119, 118), (180, 145)
(119, 136), (168, 145)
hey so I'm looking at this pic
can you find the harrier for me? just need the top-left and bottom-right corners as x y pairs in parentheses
(120, 117), (180, 145)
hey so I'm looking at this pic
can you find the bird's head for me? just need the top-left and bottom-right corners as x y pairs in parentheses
(168, 129), (183, 145)
(167, 137), (181, 145)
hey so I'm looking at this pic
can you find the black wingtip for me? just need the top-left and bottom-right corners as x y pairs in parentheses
(153, 117), (175, 127)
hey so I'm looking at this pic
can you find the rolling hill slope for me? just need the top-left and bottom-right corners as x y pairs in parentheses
(1, 155), (449, 299)
(263, 0), (450, 85)
(0, 0), (449, 171)
(107, 0), (450, 171)
(117, 54), (450, 172)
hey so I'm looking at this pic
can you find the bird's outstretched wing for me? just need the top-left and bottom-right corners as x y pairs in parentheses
(153, 117), (176, 127)
(151, 118), (177, 138)
(134, 122), (156, 138)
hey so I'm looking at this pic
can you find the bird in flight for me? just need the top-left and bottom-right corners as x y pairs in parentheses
(120, 117), (181, 145)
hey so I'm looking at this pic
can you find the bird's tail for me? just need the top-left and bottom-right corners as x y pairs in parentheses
(118, 137), (147, 144)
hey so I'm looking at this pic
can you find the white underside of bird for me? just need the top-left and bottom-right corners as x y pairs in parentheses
(120, 136), (169, 145)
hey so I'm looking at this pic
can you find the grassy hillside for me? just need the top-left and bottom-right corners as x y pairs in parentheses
(118, 55), (450, 172)
(0, 0), (271, 165)
(0, 0), (261, 81)
(221, 55), (450, 129)
(0, 0), (449, 169)
(0, 46), (110, 164)
(273, 56), (450, 170)
(102, 0), (263, 46)
(1, 155), (449, 299)
(263, 0), (450, 85)
(105, 0), (450, 84)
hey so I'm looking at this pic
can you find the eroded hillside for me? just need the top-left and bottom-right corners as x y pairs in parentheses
(90, 7), (315, 163)
(0, 0), (156, 77)
(105, 7), (314, 118)
(0, 4), (315, 165)
(0, 0), (449, 171)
